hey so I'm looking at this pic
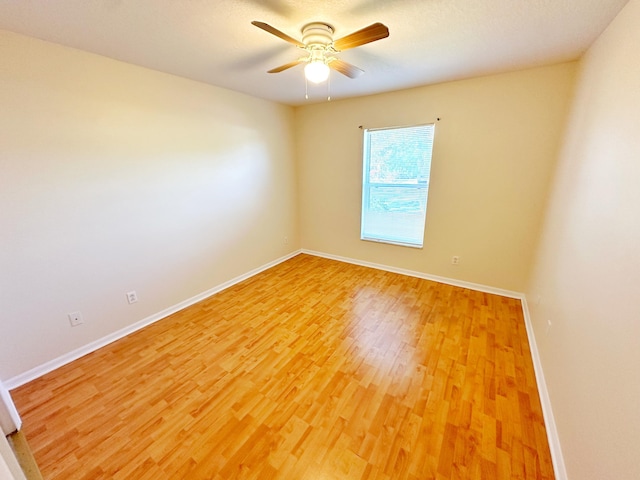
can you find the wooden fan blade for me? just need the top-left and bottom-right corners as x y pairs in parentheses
(328, 59), (364, 79)
(252, 21), (305, 48)
(333, 22), (389, 51)
(267, 59), (304, 73)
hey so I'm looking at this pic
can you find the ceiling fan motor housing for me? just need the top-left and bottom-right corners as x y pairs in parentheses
(301, 23), (334, 49)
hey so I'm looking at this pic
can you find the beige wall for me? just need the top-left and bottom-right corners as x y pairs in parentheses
(526, 0), (640, 478)
(0, 31), (299, 381)
(295, 64), (576, 292)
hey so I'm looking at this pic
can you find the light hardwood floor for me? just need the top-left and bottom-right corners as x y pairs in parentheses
(11, 254), (554, 479)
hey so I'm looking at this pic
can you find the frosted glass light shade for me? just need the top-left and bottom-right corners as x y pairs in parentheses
(304, 61), (330, 83)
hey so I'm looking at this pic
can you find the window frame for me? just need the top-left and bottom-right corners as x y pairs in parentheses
(360, 123), (435, 248)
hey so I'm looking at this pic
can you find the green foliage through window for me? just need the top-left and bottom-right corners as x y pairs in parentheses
(361, 124), (435, 247)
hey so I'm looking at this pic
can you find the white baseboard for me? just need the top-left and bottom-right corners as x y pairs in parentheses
(301, 249), (522, 299)
(520, 297), (567, 480)
(4, 250), (302, 390)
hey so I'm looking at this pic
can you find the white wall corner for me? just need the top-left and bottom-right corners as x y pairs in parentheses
(0, 381), (21, 435)
(520, 296), (568, 480)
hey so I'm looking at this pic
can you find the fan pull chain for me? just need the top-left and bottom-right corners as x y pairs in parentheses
(327, 72), (331, 101)
(305, 76), (309, 100)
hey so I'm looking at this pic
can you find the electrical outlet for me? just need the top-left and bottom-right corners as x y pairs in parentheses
(126, 291), (138, 304)
(68, 311), (84, 327)
(284, 236), (289, 245)
(451, 255), (460, 265)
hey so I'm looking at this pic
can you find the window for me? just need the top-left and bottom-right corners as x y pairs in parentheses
(360, 124), (435, 248)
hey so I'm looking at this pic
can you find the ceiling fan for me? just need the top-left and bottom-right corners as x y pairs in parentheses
(251, 20), (389, 84)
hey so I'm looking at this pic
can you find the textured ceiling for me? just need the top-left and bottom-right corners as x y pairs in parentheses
(0, 0), (630, 105)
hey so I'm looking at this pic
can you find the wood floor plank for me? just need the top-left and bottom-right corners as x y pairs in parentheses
(11, 254), (555, 479)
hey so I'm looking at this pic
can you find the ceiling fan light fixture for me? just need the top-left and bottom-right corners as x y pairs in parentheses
(304, 60), (330, 84)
